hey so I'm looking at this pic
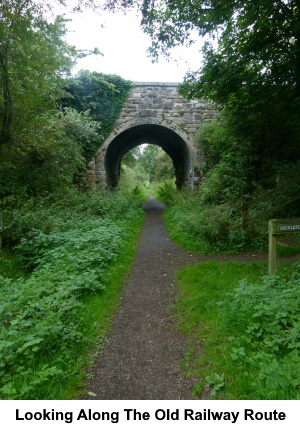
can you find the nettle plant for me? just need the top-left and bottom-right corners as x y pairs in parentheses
(224, 265), (300, 399)
(0, 219), (124, 398)
(0, 190), (144, 399)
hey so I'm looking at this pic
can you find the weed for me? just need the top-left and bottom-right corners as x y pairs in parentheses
(0, 190), (144, 399)
(175, 261), (300, 399)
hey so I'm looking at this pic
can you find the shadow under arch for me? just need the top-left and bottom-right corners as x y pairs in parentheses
(104, 123), (192, 189)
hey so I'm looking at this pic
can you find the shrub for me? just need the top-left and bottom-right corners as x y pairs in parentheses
(0, 190), (144, 399)
(224, 264), (300, 399)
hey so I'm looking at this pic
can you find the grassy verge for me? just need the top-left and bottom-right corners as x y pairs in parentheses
(0, 190), (145, 399)
(174, 260), (300, 399)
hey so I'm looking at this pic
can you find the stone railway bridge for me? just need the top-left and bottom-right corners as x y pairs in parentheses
(89, 82), (218, 189)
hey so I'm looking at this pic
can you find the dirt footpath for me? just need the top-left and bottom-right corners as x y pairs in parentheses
(83, 196), (200, 399)
(82, 196), (298, 400)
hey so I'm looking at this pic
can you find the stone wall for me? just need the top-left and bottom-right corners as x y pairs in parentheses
(121, 82), (217, 134)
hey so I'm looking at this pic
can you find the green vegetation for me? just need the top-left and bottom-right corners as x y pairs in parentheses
(114, 0), (300, 169)
(1, 0), (299, 402)
(175, 261), (300, 399)
(0, 0), (142, 400)
(109, 0), (300, 249)
(0, 190), (145, 399)
(156, 125), (300, 254)
(120, 144), (175, 190)
(0, 1), (131, 201)
(63, 71), (132, 162)
(156, 182), (262, 254)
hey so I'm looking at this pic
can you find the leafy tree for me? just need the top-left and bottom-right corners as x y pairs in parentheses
(177, 1), (300, 164)
(121, 144), (175, 186)
(0, 1), (78, 147)
(0, 1), (102, 199)
(152, 149), (175, 182)
(105, 0), (300, 167)
(0, 108), (101, 199)
(138, 144), (161, 181)
(122, 146), (143, 168)
(107, 0), (300, 93)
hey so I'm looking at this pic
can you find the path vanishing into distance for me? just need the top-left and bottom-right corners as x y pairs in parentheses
(83, 196), (199, 399)
(82, 196), (297, 400)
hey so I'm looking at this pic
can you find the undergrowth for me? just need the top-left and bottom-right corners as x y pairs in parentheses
(156, 181), (299, 254)
(175, 261), (300, 399)
(0, 189), (145, 399)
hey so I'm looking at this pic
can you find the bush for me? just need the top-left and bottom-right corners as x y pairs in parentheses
(156, 180), (177, 206)
(161, 188), (264, 253)
(0, 190), (144, 399)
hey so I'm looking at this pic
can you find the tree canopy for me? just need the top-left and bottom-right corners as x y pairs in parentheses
(0, 1), (105, 199)
(105, 1), (300, 101)
(105, 0), (300, 167)
(0, 1), (77, 146)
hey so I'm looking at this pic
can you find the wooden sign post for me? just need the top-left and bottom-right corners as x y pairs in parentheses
(268, 218), (300, 276)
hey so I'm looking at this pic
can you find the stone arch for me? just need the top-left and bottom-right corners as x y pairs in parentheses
(88, 82), (219, 189)
(102, 118), (195, 189)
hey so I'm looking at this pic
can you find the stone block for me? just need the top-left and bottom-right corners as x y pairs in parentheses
(140, 110), (153, 117)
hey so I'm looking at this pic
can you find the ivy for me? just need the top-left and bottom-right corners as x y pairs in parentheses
(63, 71), (132, 162)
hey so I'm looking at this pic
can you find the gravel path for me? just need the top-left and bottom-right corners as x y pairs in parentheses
(82, 196), (299, 400)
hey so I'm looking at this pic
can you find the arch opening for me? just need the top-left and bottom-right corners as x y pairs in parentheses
(120, 144), (175, 189)
(104, 124), (192, 189)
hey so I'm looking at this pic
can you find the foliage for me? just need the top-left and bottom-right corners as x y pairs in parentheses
(197, 114), (300, 201)
(0, 2), (77, 146)
(121, 145), (175, 185)
(224, 265), (300, 399)
(177, 1), (300, 166)
(157, 115), (300, 254)
(3, 188), (143, 242)
(122, 146), (143, 168)
(152, 149), (175, 182)
(0, 108), (102, 200)
(120, 144), (175, 189)
(157, 183), (263, 253)
(175, 260), (300, 399)
(0, 0), (144, 401)
(0, 189), (144, 399)
(106, 0), (300, 92)
(120, 146), (150, 188)
(135, 145), (161, 183)
(0, 1), (105, 200)
(106, 0), (300, 184)
(63, 70), (131, 161)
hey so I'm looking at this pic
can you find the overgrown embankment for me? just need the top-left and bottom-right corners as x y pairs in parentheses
(155, 181), (300, 255)
(0, 189), (145, 399)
